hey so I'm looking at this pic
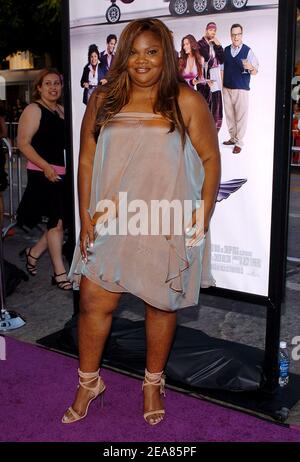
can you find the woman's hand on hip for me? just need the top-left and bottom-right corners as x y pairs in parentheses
(185, 205), (207, 247)
(80, 215), (94, 263)
(43, 164), (61, 182)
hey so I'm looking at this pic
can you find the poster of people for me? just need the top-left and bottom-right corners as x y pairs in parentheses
(68, 0), (279, 296)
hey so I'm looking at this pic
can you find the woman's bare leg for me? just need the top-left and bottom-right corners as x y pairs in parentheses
(24, 219), (65, 276)
(144, 303), (177, 424)
(25, 231), (48, 270)
(47, 219), (71, 287)
(63, 276), (122, 419)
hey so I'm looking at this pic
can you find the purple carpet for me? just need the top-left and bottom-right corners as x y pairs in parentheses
(1, 336), (300, 442)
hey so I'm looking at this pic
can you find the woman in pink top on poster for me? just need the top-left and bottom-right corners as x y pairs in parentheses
(179, 34), (206, 91)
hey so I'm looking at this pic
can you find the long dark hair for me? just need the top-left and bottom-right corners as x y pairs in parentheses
(179, 34), (203, 79)
(94, 18), (186, 143)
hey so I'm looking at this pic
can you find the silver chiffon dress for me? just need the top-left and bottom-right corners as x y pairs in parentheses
(68, 112), (215, 311)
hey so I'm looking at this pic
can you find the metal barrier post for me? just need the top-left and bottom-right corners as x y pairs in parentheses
(1, 137), (24, 234)
(4, 138), (14, 221)
(0, 136), (26, 330)
(0, 225), (26, 331)
(17, 153), (23, 204)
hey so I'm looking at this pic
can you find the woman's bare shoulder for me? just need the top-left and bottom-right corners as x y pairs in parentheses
(81, 87), (105, 122)
(178, 84), (207, 125)
(23, 102), (42, 114)
(178, 84), (205, 110)
(92, 86), (107, 109)
(19, 102), (41, 125)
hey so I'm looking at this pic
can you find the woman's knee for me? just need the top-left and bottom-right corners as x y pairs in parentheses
(146, 303), (176, 319)
(79, 293), (118, 317)
(56, 219), (63, 231)
(79, 277), (120, 316)
(49, 219), (63, 233)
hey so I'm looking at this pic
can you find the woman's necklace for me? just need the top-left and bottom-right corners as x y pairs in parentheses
(40, 98), (63, 118)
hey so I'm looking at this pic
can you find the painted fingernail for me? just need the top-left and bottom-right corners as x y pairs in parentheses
(185, 227), (194, 237)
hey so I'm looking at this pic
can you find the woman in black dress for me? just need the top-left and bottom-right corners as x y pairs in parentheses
(16, 68), (71, 290)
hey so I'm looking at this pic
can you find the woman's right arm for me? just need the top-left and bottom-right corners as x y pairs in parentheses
(80, 66), (89, 89)
(78, 90), (101, 261)
(17, 104), (60, 182)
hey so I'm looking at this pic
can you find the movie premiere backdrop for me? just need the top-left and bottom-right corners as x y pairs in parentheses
(68, 0), (279, 297)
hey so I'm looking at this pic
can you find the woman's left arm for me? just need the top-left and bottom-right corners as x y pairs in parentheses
(179, 85), (221, 233)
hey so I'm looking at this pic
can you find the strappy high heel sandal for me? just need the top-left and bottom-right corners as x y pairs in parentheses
(19, 247), (39, 276)
(62, 369), (106, 424)
(51, 271), (72, 290)
(142, 369), (166, 426)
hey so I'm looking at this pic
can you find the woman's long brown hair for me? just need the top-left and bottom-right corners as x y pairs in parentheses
(179, 34), (203, 79)
(94, 18), (186, 144)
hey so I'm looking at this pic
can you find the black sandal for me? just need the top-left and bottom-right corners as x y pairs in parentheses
(19, 247), (39, 276)
(51, 272), (72, 291)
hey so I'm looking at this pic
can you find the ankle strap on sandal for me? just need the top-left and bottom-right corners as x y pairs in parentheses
(28, 249), (39, 260)
(143, 368), (166, 396)
(78, 369), (100, 379)
(78, 368), (100, 391)
(54, 271), (67, 277)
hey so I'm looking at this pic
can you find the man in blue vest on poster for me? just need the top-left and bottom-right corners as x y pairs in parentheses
(223, 24), (259, 154)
